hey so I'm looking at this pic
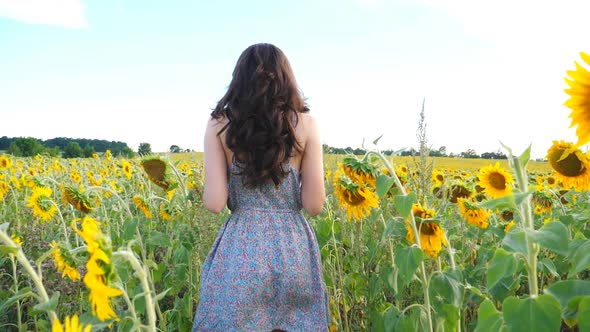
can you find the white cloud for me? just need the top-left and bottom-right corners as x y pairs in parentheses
(0, 0), (87, 28)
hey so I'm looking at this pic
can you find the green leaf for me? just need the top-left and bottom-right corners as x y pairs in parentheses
(0, 287), (33, 313)
(539, 258), (559, 278)
(502, 231), (529, 256)
(123, 218), (139, 242)
(578, 297), (590, 332)
(487, 248), (517, 290)
(394, 192), (416, 219)
(568, 240), (590, 276)
(395, 244), (424, 294)
(146, 230), (172, 247)
(373, 134), (383, 145)
(376, 175), (396, 198)
(155, 288), (171, 302)
(502, 295), (561, 332)
(518, 144), (532, 168)
(474, 299), (505, 332)
(32, 291), (60, 313)
(527, 221), (570, 257)
(545, 280), (590, 314)
(430, 271), (463, 308)
(0, 245), (19, 255)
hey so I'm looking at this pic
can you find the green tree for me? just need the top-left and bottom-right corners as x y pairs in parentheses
(121, 146), (135, 158)
(138, 142), (152, 156)
(170, 145), (182, 153)
(83, 144), (96, 158)
(8, 137), (45, 157)
(63, 142), (84, 158)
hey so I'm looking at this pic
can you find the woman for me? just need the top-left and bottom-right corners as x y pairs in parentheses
(192, 43), (329, 331)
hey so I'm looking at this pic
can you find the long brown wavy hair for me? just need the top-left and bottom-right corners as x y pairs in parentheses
(211, 43), (309, 187)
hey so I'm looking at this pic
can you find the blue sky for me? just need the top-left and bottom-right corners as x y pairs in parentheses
(0, 0), (588, 159)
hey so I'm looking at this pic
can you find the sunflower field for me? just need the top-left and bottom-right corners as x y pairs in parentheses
(1, 54), (590, 332)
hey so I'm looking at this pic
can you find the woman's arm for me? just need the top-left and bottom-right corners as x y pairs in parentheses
(202, 117), (228, 213)
(299, 115), (326, 217)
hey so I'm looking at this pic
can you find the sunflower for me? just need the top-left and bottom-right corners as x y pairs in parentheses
(72, 216), (122, 321)
(406, 221), (448, 258)
(69, 169), (82, 184)
(0, 154), (12, 169)
(457, 197), (490, 229)
(52, 314), (92, 332)
(105, 150), (112, 161)
(504, 220), (516, 233)
(133, 195), (153, 219)
(432, 169), (445, 185)
(50, 241), (81, 281)
(27, 186), (57, 221)
(564, 52), (590, 147)
(341, 155), (378, 188)
(411, 203), (435, 219)
(0, 181), (9, 201)
(532, 191), (553, 215)
(447, 182), (472, 203)
(333, 168), (379, 221)
(120, 159), (132, 179)
(546, 140), (590, 191)
(62, 185), (96, 214)
(141, 157), (173, 191)
(477, 162), (514, 198)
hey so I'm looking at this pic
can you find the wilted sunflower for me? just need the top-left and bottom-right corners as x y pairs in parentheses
(546, 140), (590, 191)
(27, 186), (57, 221)
(333, 168), (379, 221)
(457, 198), (490, 229)
(564, 52), (590, 147)
(532, 191), (553, 215)
(141, 156), (173, 191)
(406, 221), (448, 258)
(447, 182), (472, 203)
(341, 155), (378, 188)
(477, 162), (514, 198)
(62, 185), (97, 214)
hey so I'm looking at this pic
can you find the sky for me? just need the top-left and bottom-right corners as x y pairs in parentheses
(0, 0), (588, 159)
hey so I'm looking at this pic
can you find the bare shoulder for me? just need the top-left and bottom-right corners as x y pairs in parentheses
(296, 113), (320, 143)
(207, 115), (228, 131)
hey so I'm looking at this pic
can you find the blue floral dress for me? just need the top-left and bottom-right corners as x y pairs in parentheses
(192, 163), (330, 331)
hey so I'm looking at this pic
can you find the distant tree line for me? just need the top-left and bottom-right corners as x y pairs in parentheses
(0, 136), (135, 158)
(322, 144), (508, 159)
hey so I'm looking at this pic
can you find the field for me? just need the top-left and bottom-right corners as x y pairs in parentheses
(0, 150), (588, 332)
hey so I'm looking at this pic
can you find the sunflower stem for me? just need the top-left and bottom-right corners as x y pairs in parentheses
(114, 249), (156, 332)
(0, 229), (58, 324)
(511, 155), (539, 297)
(367, 150), (433, 331)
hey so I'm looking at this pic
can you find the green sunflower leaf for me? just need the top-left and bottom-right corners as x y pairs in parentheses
(486, 248), (517, 290)
(376, 174), (396, 198)
(545, 280), (590, 320)
(395, 191), (416, 219)
(502, 294), (561, 332)
(395, 244), (424, 295)
(567, 240), (590, 276)
(474, 299), (505, 332)
(578, 297), (590, 332)
(526, 221), (569, 257)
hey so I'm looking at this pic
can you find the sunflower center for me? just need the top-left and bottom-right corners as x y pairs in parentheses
(419, 222), (438, 235)
(549, 148), (585, 177)
(345, 190), (366, 206)
(436, 174), (444, 182)
(488, 173), (506, 190)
